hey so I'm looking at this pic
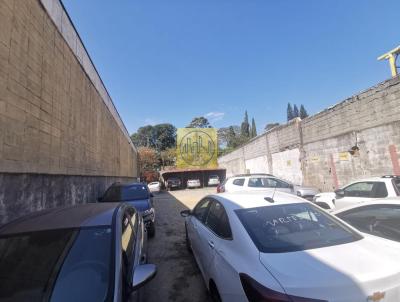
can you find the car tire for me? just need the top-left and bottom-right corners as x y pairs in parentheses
(147, 223), (155, 238)
(209, 281), (222, 302)
(185, 223), (192, 253)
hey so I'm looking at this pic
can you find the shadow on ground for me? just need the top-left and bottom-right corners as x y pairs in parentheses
(144, 191), (212, 302)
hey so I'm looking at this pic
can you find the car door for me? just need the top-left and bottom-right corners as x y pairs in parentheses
(196, 200), (234, 288)
(335, 182), (388, 210)
(186, 199), (212, 274)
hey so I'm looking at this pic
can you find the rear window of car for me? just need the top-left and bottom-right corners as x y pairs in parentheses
(233, 178), (245, 186)
(102, 184), (149, 202)
(236, 203), (361, 253)
(392, 179), (400, 196)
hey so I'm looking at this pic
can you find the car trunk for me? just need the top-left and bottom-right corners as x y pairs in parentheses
(259, 238), (400, 301)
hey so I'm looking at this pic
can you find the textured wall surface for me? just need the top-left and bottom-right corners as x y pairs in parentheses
(0, 0), (138, 223)
(218, 76), (400, 190)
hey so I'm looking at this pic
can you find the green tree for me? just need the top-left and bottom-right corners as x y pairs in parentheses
(287, 103), (294, 121)
(130, 125), (156, 148)
(240, 111), (250, 138)
(293, 104), (299, 118)
(153, 123), (176, 151)
(300, 104), (309, 119)
(186, 117), (211, 128)
(251, 118), (257, 138)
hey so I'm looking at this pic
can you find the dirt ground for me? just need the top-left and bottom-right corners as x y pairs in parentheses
(144, 187), (216, 302)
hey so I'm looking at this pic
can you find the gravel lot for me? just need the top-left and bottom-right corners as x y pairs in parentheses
(144, 188), (216, 302)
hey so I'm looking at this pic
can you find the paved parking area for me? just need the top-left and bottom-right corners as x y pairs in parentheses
(144, 188), (216, 302)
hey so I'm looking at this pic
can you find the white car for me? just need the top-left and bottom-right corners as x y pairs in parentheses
(219, 174), (319, 200)
(333, 198), (400, 243)
(147, 181), (161, 193)
(181, 191), (400, 302)
(208, 175), (220, 186)
(313, 175), (400, 210)
(187, 179), (201, 189)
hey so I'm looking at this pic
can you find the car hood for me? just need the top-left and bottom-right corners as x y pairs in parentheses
(124, 199), (150, 212)
(259, 237), (400, 301)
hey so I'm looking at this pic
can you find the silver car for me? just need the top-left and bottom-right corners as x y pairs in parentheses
(0, 203), (156, 302)
(219, 173), (319, 200)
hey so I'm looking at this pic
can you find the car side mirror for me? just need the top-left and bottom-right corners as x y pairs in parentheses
(97, 196), (103, 202)
(131, 264), (157, 291)
(335, 189), (345, 198)
(180, 209), (191, 217)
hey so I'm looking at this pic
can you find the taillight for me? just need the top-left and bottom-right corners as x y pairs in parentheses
(217, 184), (225, 193)
(239, 273), (327, 302)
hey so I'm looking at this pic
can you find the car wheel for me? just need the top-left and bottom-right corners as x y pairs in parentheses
(209, 281), (222, 302)
(185, 223), (192, 253)
(147, 223), (155, 238)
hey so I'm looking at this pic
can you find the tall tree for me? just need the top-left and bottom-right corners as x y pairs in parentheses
(186, 117), (211, 128)
(130, 125), (156, 148)
(153, 123), (176, 151)
(138, 147), (158, 172)
(241, 111), (250, 138)
(293, 104), (299, 118)
(299, 104), (309, 119)
(251, 118), (257, 138)
(287, 103), (294, 121)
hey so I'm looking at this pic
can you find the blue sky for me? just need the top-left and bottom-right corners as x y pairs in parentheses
(63, 0), (400, 134)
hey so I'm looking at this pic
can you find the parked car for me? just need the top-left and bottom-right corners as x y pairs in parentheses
(181, 191), (400, 302)
(218, 174), (319, 200)
(99, 182), (156, 237)
(313, 175), (400, 210)
(187, 179), (201, 189)
(166, 177), (181, 191)
(148, 181), (161, 193)
(0, 203), (156, 302)
(208, 175), (220, 186)
(333, 198), (400, 242)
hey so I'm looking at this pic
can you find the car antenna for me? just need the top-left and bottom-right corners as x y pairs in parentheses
(264, 187), (276, 203)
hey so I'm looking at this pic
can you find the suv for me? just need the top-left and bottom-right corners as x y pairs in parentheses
(217, 174), (319, 200)
(166, 177), (181, 191)
(98, 182), (156, 237)
(313, 175), (400, 210)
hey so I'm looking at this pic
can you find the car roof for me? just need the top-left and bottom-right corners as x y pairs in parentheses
(209, 191), (308, 211)
(112, 181), (146, 187)
(333, 197), (400, 214)
(348, 176), (393, 183)
(0, 202), (122, 236)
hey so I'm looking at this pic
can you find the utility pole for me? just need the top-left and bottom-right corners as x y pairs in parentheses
(378, 45), (400, 77)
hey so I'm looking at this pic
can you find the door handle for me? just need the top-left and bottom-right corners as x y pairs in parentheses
(208, 240), (215, 249)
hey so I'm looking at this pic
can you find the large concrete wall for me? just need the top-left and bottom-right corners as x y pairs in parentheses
(0, 0), (138, 223)
(218, 76), (400, 190)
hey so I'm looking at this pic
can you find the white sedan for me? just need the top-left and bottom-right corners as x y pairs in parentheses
(181, 191), (400, 302)
(147, 181), (161, 193)
(333, 198), (400, 243)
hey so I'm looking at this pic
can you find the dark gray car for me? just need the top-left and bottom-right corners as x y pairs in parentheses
(0, 203), (156, 302)
(98, 182), (156, 237)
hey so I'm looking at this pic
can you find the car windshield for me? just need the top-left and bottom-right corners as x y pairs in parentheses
(102, 184), (149, 202)
(0, 227), (113, 302)
(236, 203), (361, 253)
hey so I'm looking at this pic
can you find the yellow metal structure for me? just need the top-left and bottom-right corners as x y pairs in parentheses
(378, 45), (400, 77)
(176, 128), (218, 169)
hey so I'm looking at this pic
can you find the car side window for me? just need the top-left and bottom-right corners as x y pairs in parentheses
(205, 201), (232, 239)
(343, 182), (375, 198)
(232, 178), (245, 186)
(193, 199), (211, 222)
(337, 205), (400, 242)
(393, 179), (400, 196)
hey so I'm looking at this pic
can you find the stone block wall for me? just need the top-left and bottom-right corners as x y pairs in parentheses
(0, 0), (138, 223)
(218, 76), (400, 189)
